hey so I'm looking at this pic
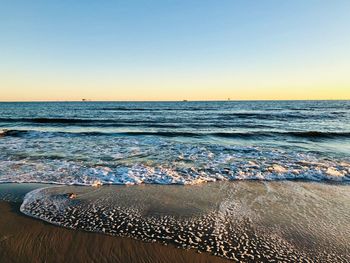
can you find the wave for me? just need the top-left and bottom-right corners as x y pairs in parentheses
(287, 131), (350, 139)
(2, 160), (350, 186)
(218, 112), (343, 120)
(0, 129), (203, 138)
(214, 131), (350, 139)
(1, 128), (349, 140)
(1, 130), (350, 186)
(1, 159), (349, 186)
(0, 117), (275, 130)
(0, 117), (116, 124)
(0, 109), (347, 126)
(2, 129), (350, 140)
(0, 118), (183, 129)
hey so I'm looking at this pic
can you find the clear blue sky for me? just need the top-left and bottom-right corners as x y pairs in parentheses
(1, 0), (350, 100)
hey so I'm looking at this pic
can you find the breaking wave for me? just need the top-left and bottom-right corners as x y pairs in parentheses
(0, 132), (349, 185)
(2, 129), (350, 140)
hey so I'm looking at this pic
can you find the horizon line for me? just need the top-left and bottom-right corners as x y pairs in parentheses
(0, 99), (349, 103)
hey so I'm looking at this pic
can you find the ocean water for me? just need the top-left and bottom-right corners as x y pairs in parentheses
(0, 100), (349, 185)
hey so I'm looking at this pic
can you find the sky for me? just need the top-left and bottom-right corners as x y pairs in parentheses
(0, 0), (350, 101)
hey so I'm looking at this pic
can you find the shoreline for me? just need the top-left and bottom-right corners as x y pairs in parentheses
(0, 201), (230, 263)
(1, 181), (350, 262)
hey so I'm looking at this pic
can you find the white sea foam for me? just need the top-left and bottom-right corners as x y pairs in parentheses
(0, 135), (349, 185)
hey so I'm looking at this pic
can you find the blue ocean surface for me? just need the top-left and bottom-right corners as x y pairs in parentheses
(0, 100), (349, 185)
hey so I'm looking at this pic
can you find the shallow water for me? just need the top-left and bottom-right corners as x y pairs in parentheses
(17, 181), (350, 262)
(0, 101), (350, 185)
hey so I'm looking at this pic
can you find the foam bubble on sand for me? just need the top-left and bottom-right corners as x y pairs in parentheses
(326, 167), (344, 178)
(270, 164), (288, 173)
(19, 186), (303, 261)
(92, 180), (103, 187)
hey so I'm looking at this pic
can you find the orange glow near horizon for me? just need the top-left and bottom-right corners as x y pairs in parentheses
(1, 69), (349, 101)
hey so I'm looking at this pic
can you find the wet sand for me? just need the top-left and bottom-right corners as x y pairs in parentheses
(1, 181), (350, 262)
(0, 201), (230, 263)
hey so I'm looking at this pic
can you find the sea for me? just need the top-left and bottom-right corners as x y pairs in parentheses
(0, 100), (349, 185)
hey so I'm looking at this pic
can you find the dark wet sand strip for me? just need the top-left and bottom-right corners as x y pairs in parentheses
(0, 202), (230, 263)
